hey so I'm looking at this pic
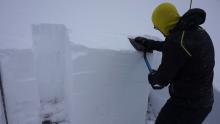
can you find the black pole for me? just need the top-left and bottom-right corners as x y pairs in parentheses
(0, 70), (9, 124)
(189, 0), (193, 9)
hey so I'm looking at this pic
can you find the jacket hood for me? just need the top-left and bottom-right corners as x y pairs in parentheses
(152, 2), (181, 36)
(173, 8), (206, 31)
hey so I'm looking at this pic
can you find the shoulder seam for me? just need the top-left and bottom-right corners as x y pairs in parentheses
(181, 31), (192, 57)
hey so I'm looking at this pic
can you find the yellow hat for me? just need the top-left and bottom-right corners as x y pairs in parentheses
(152, 2), (180, 36)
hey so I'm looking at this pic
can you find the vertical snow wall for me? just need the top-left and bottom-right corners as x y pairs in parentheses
(70, 48), (151, 124)
(0, 50), (40, 124)
(32, 24), (152, 124)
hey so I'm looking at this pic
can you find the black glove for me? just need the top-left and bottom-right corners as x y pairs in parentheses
(134, 37), (155, 52)
(148, 70), (164, 90)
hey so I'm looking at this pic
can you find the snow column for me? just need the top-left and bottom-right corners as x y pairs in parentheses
(32, 24), (72, 122)
(32, 24), (70, 101)
(69, 46), (151, 124)
(0, 50), (40, 124)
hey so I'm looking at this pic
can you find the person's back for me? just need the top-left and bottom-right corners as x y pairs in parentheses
(168, 24), (215, 108)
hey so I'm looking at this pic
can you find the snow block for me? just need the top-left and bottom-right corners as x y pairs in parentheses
(0, 49), (40, 124)
(68, 45), (152, 124)
(32, 24), (70, 101)
(32, 24), (74, 123)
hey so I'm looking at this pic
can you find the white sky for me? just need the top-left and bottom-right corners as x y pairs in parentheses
(0, 0), (219, 88)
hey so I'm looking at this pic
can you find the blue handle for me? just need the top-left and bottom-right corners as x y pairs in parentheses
(144, 52), (152, 73)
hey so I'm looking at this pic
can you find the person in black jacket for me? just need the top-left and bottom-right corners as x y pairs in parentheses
(133, 2), (215, 124)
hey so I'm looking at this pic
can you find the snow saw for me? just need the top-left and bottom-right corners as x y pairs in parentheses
(128, 38), (163, 89)
(128, 38), (153, 73)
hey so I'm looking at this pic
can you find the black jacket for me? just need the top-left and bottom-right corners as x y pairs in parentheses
(150, 8), (215, 108)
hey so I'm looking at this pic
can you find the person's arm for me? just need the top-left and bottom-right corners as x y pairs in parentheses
(134, 37), (164, 52)
(148, 38), (191, 87)
(147, 40), (164, 52)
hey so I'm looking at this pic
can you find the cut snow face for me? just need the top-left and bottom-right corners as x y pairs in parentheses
(69, 45), (151, 124)
(31, 24), (161, 124)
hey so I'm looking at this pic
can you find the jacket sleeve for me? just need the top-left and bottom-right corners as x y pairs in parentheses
(150, 41), (165, 52)
(150, 38), (191, 86)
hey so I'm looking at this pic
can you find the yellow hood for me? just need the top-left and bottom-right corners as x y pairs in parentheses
(152, 3), (181, 36)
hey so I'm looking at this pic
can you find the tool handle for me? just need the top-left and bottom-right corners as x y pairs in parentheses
(143, 52), (152, 73)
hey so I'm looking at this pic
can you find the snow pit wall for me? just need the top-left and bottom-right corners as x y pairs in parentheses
(32, 24), (152, 124)
(69, 48), (152, 124)
(0, 49), (40, 124)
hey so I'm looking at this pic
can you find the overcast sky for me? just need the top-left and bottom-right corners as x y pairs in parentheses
(0, 0), (219, 48)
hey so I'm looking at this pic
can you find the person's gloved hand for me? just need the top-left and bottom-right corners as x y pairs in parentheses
(148, 70), (164, 90)
(134, 37), (155, 52)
